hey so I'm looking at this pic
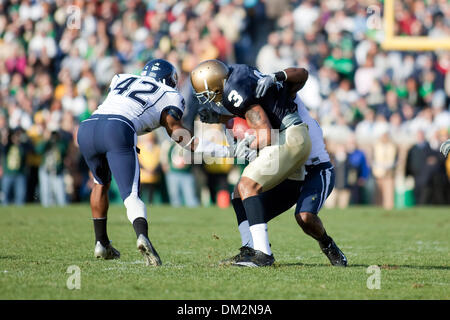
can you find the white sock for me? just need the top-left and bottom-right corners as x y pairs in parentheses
(124, 194), (147, 224)
(249, 223), (271, 255)
(238, 220), (253, 248)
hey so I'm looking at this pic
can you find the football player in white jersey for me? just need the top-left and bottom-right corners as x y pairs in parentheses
(199, 85), (347, 267)
(77, 59), (254, 266)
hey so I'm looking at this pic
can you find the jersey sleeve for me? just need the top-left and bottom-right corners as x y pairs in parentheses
(222, 65), (259, 117)
(160, 91), (185, 121)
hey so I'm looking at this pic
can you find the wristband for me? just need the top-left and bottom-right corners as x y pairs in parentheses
(274, 70), (287, 82)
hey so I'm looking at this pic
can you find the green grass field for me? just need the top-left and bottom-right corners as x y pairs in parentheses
(0, 205), (448, 299)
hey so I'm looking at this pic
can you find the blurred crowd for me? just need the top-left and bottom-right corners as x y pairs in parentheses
(0, 0), (449, 209)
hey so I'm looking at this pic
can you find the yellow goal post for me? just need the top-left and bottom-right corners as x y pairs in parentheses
(381, 0), (450, 51)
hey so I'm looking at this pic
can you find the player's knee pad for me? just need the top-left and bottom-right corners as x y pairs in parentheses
(124, 194), (147, 224)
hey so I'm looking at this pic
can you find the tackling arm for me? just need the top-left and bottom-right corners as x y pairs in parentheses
(161, 109), (254, 160)
(160, 109), (194, 149)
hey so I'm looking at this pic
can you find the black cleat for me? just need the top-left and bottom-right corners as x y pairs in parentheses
(233, 249), (275, 267)
(320, 239), (347, 267)
(219, 246), (255, 266)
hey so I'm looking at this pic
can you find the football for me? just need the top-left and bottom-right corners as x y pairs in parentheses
(225, 117), (251, 140)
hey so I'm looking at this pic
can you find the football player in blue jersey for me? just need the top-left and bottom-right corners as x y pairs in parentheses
(191, 60), (347, 267)
(191, 60), (313, 267)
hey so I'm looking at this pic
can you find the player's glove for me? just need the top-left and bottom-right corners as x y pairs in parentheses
(256, 71), (287, 98)
(255, 74), (276, 99)
(440, 139), (450, 158)
(226, 131), (257, 162)
(198, 105), (221, 124)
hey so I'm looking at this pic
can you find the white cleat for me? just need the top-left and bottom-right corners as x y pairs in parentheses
(94, 241), (120, 260)
(136, 234), (162, 266)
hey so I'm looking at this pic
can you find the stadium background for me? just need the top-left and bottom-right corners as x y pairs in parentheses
(0, 0), (449, 209)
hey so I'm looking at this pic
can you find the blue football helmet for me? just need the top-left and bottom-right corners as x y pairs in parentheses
(141, 59), (178, 88)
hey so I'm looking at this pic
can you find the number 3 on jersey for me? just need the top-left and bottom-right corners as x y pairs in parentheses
(228, 90), (243, 107)
(113, 76), (158, 106)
